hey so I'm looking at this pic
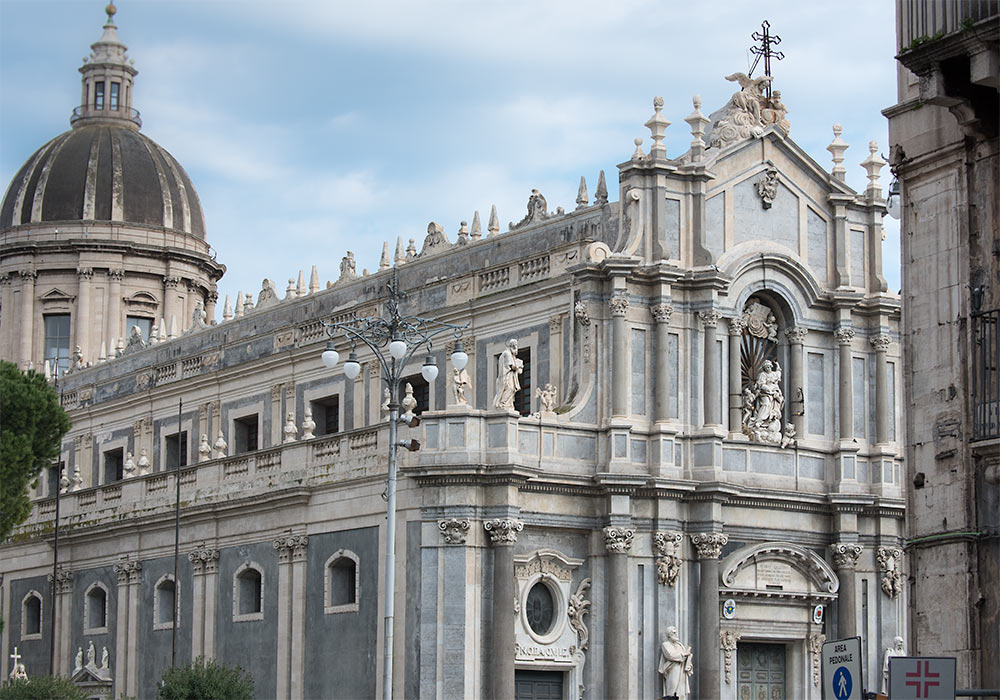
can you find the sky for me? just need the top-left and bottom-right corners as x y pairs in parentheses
(0, 0), (902, 312)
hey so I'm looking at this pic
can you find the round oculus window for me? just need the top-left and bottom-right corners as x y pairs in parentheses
(525, 581), (555, 635)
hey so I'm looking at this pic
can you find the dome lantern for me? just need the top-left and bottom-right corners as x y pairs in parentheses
(72, 2), (141, 130)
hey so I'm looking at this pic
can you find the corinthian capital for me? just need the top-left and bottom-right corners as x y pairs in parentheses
(603, 526), (634, 554)
(784, 326), (807, 344)
(609, 293), (629, 317)
(728, 317), (747, 336)
(650, 304), (674, 324)
(690, 532), (728, 559)
(869, 334), (891, 352)
(833, 327), (855, 346)
(273, 534), (309, 563)
(188, 548), (220, 575)
(699, 310), (721, 328)
(829, 542), (863, 569)
(484, 518), (523, 545)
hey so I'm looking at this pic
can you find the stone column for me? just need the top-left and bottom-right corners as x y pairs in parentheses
(19, 268), (36, 368)
(871, 335), (891, 444)
(163, 276), (181, 336)
(0, 274), (12, 360)
(203, 551), (219, 659)
(106, 268), (124, 345)
(727, 318), (746, 432)
(290, 537), (309, 700)
(700, 310), (722, 426)
(204, 290), (219, 325)
(610, 293), (630, 418)
(113, 563), (130, 695)
(691, 532), (728, 698)
(485, 518), (523, 700)
(112, 560), (141, 697)
(604, 526), (634, 699)
(50, 569), (73, 676)
(829, 543), (863, 638)
(835, 327), (855, 440)
(274, 536), (293, 700)
(652, 304), (674, 422)
(549, 315), (563, 398)
(75, 267), (93, 363)
(785, 327), (808, 438)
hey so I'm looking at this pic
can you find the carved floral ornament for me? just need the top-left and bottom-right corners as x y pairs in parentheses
(113, 560), (142, 585)
(188, 548), (220, 574)
(653, 532), (683, 587)
(273, 534), (309, 563)
(514, 549), (583, 583)
(834, 327), (856, 346)
(485, 518), (523, 545)
(808, 633), (826, 687)
(870, 334), (892, 352)
(698, 309), (722, 328)
(603, 526), (634, 553)
(438, 518), (471, 545)
(876, 546), (903, 599)
(720, 630), (741, 684)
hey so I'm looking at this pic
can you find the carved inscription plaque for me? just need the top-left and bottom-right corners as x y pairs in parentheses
(757, 562), (793, 587)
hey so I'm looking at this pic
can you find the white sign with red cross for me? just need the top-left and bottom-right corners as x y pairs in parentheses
(888, 657), (957, 700)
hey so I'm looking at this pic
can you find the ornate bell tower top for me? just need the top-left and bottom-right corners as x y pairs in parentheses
(72, 3), (141, 130)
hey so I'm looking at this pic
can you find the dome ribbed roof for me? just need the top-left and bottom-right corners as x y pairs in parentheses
(1, 124), (206, 238)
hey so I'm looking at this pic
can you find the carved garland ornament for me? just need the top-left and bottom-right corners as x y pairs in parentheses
(485, 519), (523, 545)
(438, 518), (471, 545)
(876, 546), (903, 599)
(808, 633), (826, 687)
(720, 630), (741, 684)
(603, 526), (634, 554)
(653, 532), (683, 587)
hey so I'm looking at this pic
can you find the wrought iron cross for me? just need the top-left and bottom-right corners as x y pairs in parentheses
(749, 20), (784, 99)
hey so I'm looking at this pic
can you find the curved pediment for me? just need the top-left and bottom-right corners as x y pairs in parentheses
(720, 541), (838, 594)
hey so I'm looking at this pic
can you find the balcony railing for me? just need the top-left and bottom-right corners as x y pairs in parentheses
(898, 0), (998, 52)
(973, 308), (1000, 439)
(70, 105), (142, 127)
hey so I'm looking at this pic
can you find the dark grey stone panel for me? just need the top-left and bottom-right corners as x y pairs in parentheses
(8, 575), (53, 678)
(303, 526), (379, 700)
(137, 555), (193, 700)
(404, 520), (422, 700)
(71, 566), (117, 692)
(216, 542), (278, 700)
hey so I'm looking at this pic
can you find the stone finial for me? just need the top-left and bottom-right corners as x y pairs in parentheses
(487, 205), (500, 236)
(406, 238), (417, 260)
(307, 266), (318, 295)
(157, 321), (167, 343)
(43, 359), (52, 380)
(285, 278), (296, 299)
(222, 295), (233, 321)
(456, 221), (469, 244)
(827, 124), (849, 181)
(71, 464), (84, 491)
(59, 468), (70, 494)
(861, 140), (886, 196)
(401, 382), (418, 421)
(137, 448), (150, 475)
(234, 292), (244, 318)
(576, 176), (589, 209)
(243, 293), (254, 314)
(594, 170), (608, 206)
(632, 136), (645, 160)
(295, 270), (305, 297)
(198, 434), (211, 462)
(167, 315), (178, 339)
(421, 222), (450, 255)
(470, 211), (482, 240)
(213, 430), (228, 458)
(380, 242), (391, 270)
(116, 335), (126, 356)
(645, 96), (671, 160)
(685, 95), (710, 162)
(301, 407), (316, 439)
(394, 236), (406, 266)
(98, 341), (107, 363)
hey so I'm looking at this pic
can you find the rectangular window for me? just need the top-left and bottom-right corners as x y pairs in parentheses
(44, 314), (72, 377)
(103, 448), (124, 484)
(402, 375), (430, 415)
(234, 416), (259, 454)
(94, 81), (105, 109)
(48, 463), (62, 498)
(310, 396), (340, 436)
(109, 82), (120, 110)
(164, 431), (188, 469)
(126, 315), (152, 342)
(514, 348), (532, 417)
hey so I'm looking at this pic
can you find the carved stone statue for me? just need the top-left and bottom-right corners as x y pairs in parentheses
(510, 189), (554, 230)
(100, 646), (109, 670)
(74, 647), (83, 673)
(86, 641), (96, 668)
(762, 90), (790, 132)
(381, 388), (390, 416)
(9, 662), (27, 683)
(301, 407), (316, 439)
(451, 366), (470, 405)
(658, 626), (694, 700)
(190, 301), (208, 328)
(881, 636), (905, 693)
(757, 166), (779, 209)
(70, 345), (85, 371)
(198, 434), (211, 461)
(493, 338), (523, 410)
(137, 448), (151, 475)
(709, 72), (771, 150)
(283, 411), (297, 443)
(536, 383), (557, 413)
(123, 325), (146, 354)
(339, 252), (357, 281)
(743, 360), (785, 444)
(742, 299), (778, 341)
(256, 279), (278, 307)
(123, 452), (136, 477)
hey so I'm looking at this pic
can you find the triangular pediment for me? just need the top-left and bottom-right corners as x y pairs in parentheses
(40, 287), (75, 302)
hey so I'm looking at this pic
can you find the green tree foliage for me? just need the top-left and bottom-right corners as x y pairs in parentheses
(0, 361), (71, 541)
(157, 657), (254, 700)
(0, 676), (88, 700)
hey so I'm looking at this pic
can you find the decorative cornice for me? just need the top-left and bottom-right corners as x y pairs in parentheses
(691, 532), (728, 559)
(833, 327), (856, 345)
(650, 304), (674, 324)
(829, 542), (863, 569)
(603, 526), (634, 554)
(438, 518), (470, 545)
(484, 518), (523, 545)
(870, 334), (891, 352)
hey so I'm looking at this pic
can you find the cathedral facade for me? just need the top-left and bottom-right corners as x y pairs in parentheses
(1, 7), (905, 700)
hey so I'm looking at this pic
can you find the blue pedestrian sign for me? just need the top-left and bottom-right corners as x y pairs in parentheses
(821, 637), (863, 700)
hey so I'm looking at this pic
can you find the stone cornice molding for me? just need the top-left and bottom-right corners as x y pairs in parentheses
(691, 532), (728, 559)
(828, 542), (863, 569)
(833, 327), (856, 345)
(438, 518), (471, 545)
(603, 526), (634, 554)
(869, 334), (891, 352)
(484, 518), (523, 545)
(187, 548), (220, 575)
(650, 304), (674, 323)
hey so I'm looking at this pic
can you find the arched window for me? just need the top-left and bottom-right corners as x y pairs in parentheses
(21, 592), (43, 639)
(233, 564), (264, 621)
(84, 583), (109, 633)
(153, 575), (178, 630)
(324, 550), (359, 614)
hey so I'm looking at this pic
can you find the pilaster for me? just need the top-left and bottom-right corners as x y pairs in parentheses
(727, 318), (746, 433)
(700, 310), (722, 427)
(652, 304), (674, 423)
(835, 327), (856, 441)
(871, 334), (892, 444)
(273, 534), (308, 700)
(610, 292), (630, 418)
(19, 268), (36, 368)
(76, 267), (93, 364)
(785, 326), (808, 438)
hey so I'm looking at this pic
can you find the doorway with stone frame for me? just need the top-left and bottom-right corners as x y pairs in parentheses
(514, 669), (565, 700)
(736, 641), (787, 700)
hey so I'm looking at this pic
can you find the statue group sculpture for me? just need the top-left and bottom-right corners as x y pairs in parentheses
(743, 359), (785, 444)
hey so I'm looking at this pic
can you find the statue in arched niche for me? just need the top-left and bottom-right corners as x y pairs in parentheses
(739, 297), (791, 446)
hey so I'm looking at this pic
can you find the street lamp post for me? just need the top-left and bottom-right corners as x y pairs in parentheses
(320, 269), (467, 700)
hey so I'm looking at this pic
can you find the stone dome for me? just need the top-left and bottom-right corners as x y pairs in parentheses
(0, 124), (206, 238)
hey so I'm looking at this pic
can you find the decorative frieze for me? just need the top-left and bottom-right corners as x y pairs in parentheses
(829, 542), (863, 569)
(609, 293), (629, 317)
(188, 548), (220, 575)
(603, 526), (634, 554)
(870, 334), (892, 352)
(690, 532), (728, 559)
(438, 518), (470, 545)
(653, 531), (683, 587)
(720, 629), (741, 684)
(834, 327), (856, 346)
(876, 546), (903, 598)
(484, 518), (523, 545)
(651, 304), (674, 324)
(273, 534), (309, 563)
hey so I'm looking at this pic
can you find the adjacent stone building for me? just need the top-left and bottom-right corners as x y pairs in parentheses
(884, 0), (999, 690)
(2, 6), (906, 699)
